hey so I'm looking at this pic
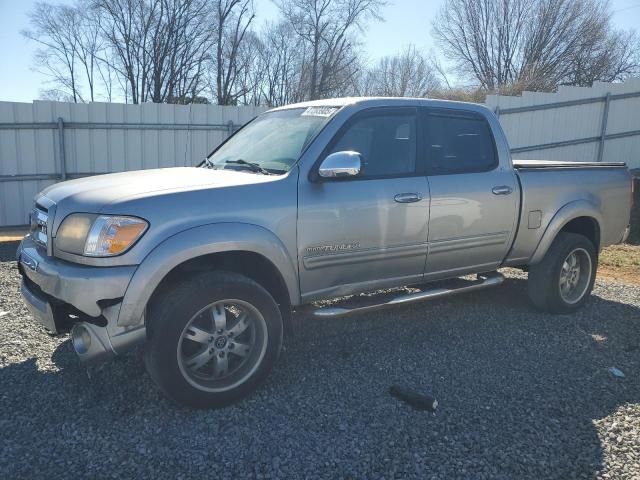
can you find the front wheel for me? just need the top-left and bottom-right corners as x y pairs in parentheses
(527, 232), (597, 314)
(144, 271), (283, 409)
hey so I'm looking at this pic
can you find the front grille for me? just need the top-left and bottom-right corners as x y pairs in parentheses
(29, 206), (49, 247)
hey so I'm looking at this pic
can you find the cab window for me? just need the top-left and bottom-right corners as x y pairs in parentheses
(328, 111), (417, 178)
(424, 112), (497, 175)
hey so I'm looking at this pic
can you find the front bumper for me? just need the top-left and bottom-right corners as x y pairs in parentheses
(20, 279), (57, 333)
(17, 236), (146, 365)
(18, 236), (136, 319)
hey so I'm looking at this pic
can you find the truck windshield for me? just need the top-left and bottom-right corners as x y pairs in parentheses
(204, 107), (337, 174)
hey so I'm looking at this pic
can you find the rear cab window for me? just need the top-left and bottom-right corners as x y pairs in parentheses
(423, 109), (498, 175)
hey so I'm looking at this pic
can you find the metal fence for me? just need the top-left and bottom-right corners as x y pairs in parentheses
(2, 82), (639, 227)
(0, 101), (266, 227)
(485, 78), (640, 170)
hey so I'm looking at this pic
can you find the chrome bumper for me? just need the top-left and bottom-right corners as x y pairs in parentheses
(17, 236), (147, 366)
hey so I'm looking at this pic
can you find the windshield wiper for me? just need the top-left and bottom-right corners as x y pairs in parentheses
(224, 159), (276, 175)
(201, 157), (216, 169)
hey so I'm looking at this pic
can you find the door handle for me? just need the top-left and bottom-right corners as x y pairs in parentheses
(394, 193), (423, 203)
(491, 186), (513, 195)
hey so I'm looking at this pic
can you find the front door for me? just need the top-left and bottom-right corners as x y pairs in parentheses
(422, 108), (518, 279)
(297, 107), (430, 301)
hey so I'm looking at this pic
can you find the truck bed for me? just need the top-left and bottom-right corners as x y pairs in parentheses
(505, 161), (632, 266)
(513, 159), (627, 170)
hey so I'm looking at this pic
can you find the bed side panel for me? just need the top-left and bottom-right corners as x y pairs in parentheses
(504, 167), (631, 265)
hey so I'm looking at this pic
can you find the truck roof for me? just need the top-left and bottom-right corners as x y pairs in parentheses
(268, 96), (493, 115)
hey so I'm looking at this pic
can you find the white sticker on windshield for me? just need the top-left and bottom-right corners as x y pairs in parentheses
(301, 106), (338, 117)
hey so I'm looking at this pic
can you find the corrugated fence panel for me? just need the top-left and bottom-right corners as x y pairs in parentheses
(2, 84), (637, 228)
(0, 101), (267, 227)
(0, 103), (17, 226)
(486, 77), (640, 169)
(2, 102), (60, 226)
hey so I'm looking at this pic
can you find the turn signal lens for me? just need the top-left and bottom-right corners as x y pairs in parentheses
(84, 216), (148, 256)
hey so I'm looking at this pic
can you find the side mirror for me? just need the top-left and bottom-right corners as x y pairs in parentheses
(318, 151), (362, 178)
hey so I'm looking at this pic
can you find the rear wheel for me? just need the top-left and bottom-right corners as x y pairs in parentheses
(527, 232), (597, 314)
(144, 271), (283, 408)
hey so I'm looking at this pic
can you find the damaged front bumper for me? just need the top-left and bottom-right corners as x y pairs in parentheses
(17, 235), (146, 366)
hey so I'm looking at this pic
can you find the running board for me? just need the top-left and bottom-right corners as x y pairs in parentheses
(313, 272), (505, 318)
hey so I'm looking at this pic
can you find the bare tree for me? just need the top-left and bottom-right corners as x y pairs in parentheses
(23, 2), (84, 102)
(25, 0), (133, 103)
(275, 0), (385, 100)
(212, 0), (255, 105)
(38, 88), (79, 102)
(433, 0), (640, 92)
(254, 21), (308, 106)
(149, 0), (213, 103)
(359, 45), (441, 97)
(565, 28), (640, 86)
(88, 0), (151, 103)
(73, 3), (106, 102)
(94, 0), (213, 103)
(234, 31), (267, 105)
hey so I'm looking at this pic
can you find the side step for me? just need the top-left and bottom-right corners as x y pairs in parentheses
(313, 272), (505, 318)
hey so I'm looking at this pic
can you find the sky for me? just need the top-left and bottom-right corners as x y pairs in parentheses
(1, 0), (640, 103)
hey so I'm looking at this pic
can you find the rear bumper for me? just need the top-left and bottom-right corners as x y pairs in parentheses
(17, 236), (147, 366)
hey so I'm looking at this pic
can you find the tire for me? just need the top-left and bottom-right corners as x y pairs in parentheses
(527, 232), (597, 314)
(144, 271), (283, 409)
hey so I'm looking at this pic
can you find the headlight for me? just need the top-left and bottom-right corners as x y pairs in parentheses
(55, 213), (96, 254)
(56, 214), (148, 257)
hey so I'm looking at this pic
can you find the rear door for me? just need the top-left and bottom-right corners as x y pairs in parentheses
(297, 107), (430, 301)
(422, 108), (518, 279)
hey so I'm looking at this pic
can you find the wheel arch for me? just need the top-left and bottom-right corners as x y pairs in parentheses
(148, 250), (293, 335)
(116, 223), (299, 331)
(559, 217), (600, 251)
(530, 200), (602, 265)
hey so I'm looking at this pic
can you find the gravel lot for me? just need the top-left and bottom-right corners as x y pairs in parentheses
(1, 241), (639, 479)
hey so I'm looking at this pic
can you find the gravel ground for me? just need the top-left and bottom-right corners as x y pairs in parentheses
(1, 242), (639, 479)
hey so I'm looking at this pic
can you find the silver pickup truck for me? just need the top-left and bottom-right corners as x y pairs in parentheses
(17, 97), (633, 408)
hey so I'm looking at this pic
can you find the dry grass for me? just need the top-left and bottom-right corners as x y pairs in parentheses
(599, 244), (640, 269)
(598, 244), (640, 285)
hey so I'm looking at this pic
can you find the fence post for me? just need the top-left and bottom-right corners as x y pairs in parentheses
(227, 120), (234, 137)
(57, 117), (67, 181)
(494, 106), (500, 118)
(597, 93), (611, 162)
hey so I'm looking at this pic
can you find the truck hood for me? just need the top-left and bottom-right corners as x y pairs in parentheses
(34, 165), (299, 268)
(38, 167), (276, 213)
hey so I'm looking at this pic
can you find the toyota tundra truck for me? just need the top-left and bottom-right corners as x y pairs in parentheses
(16, 97), (633, 408)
